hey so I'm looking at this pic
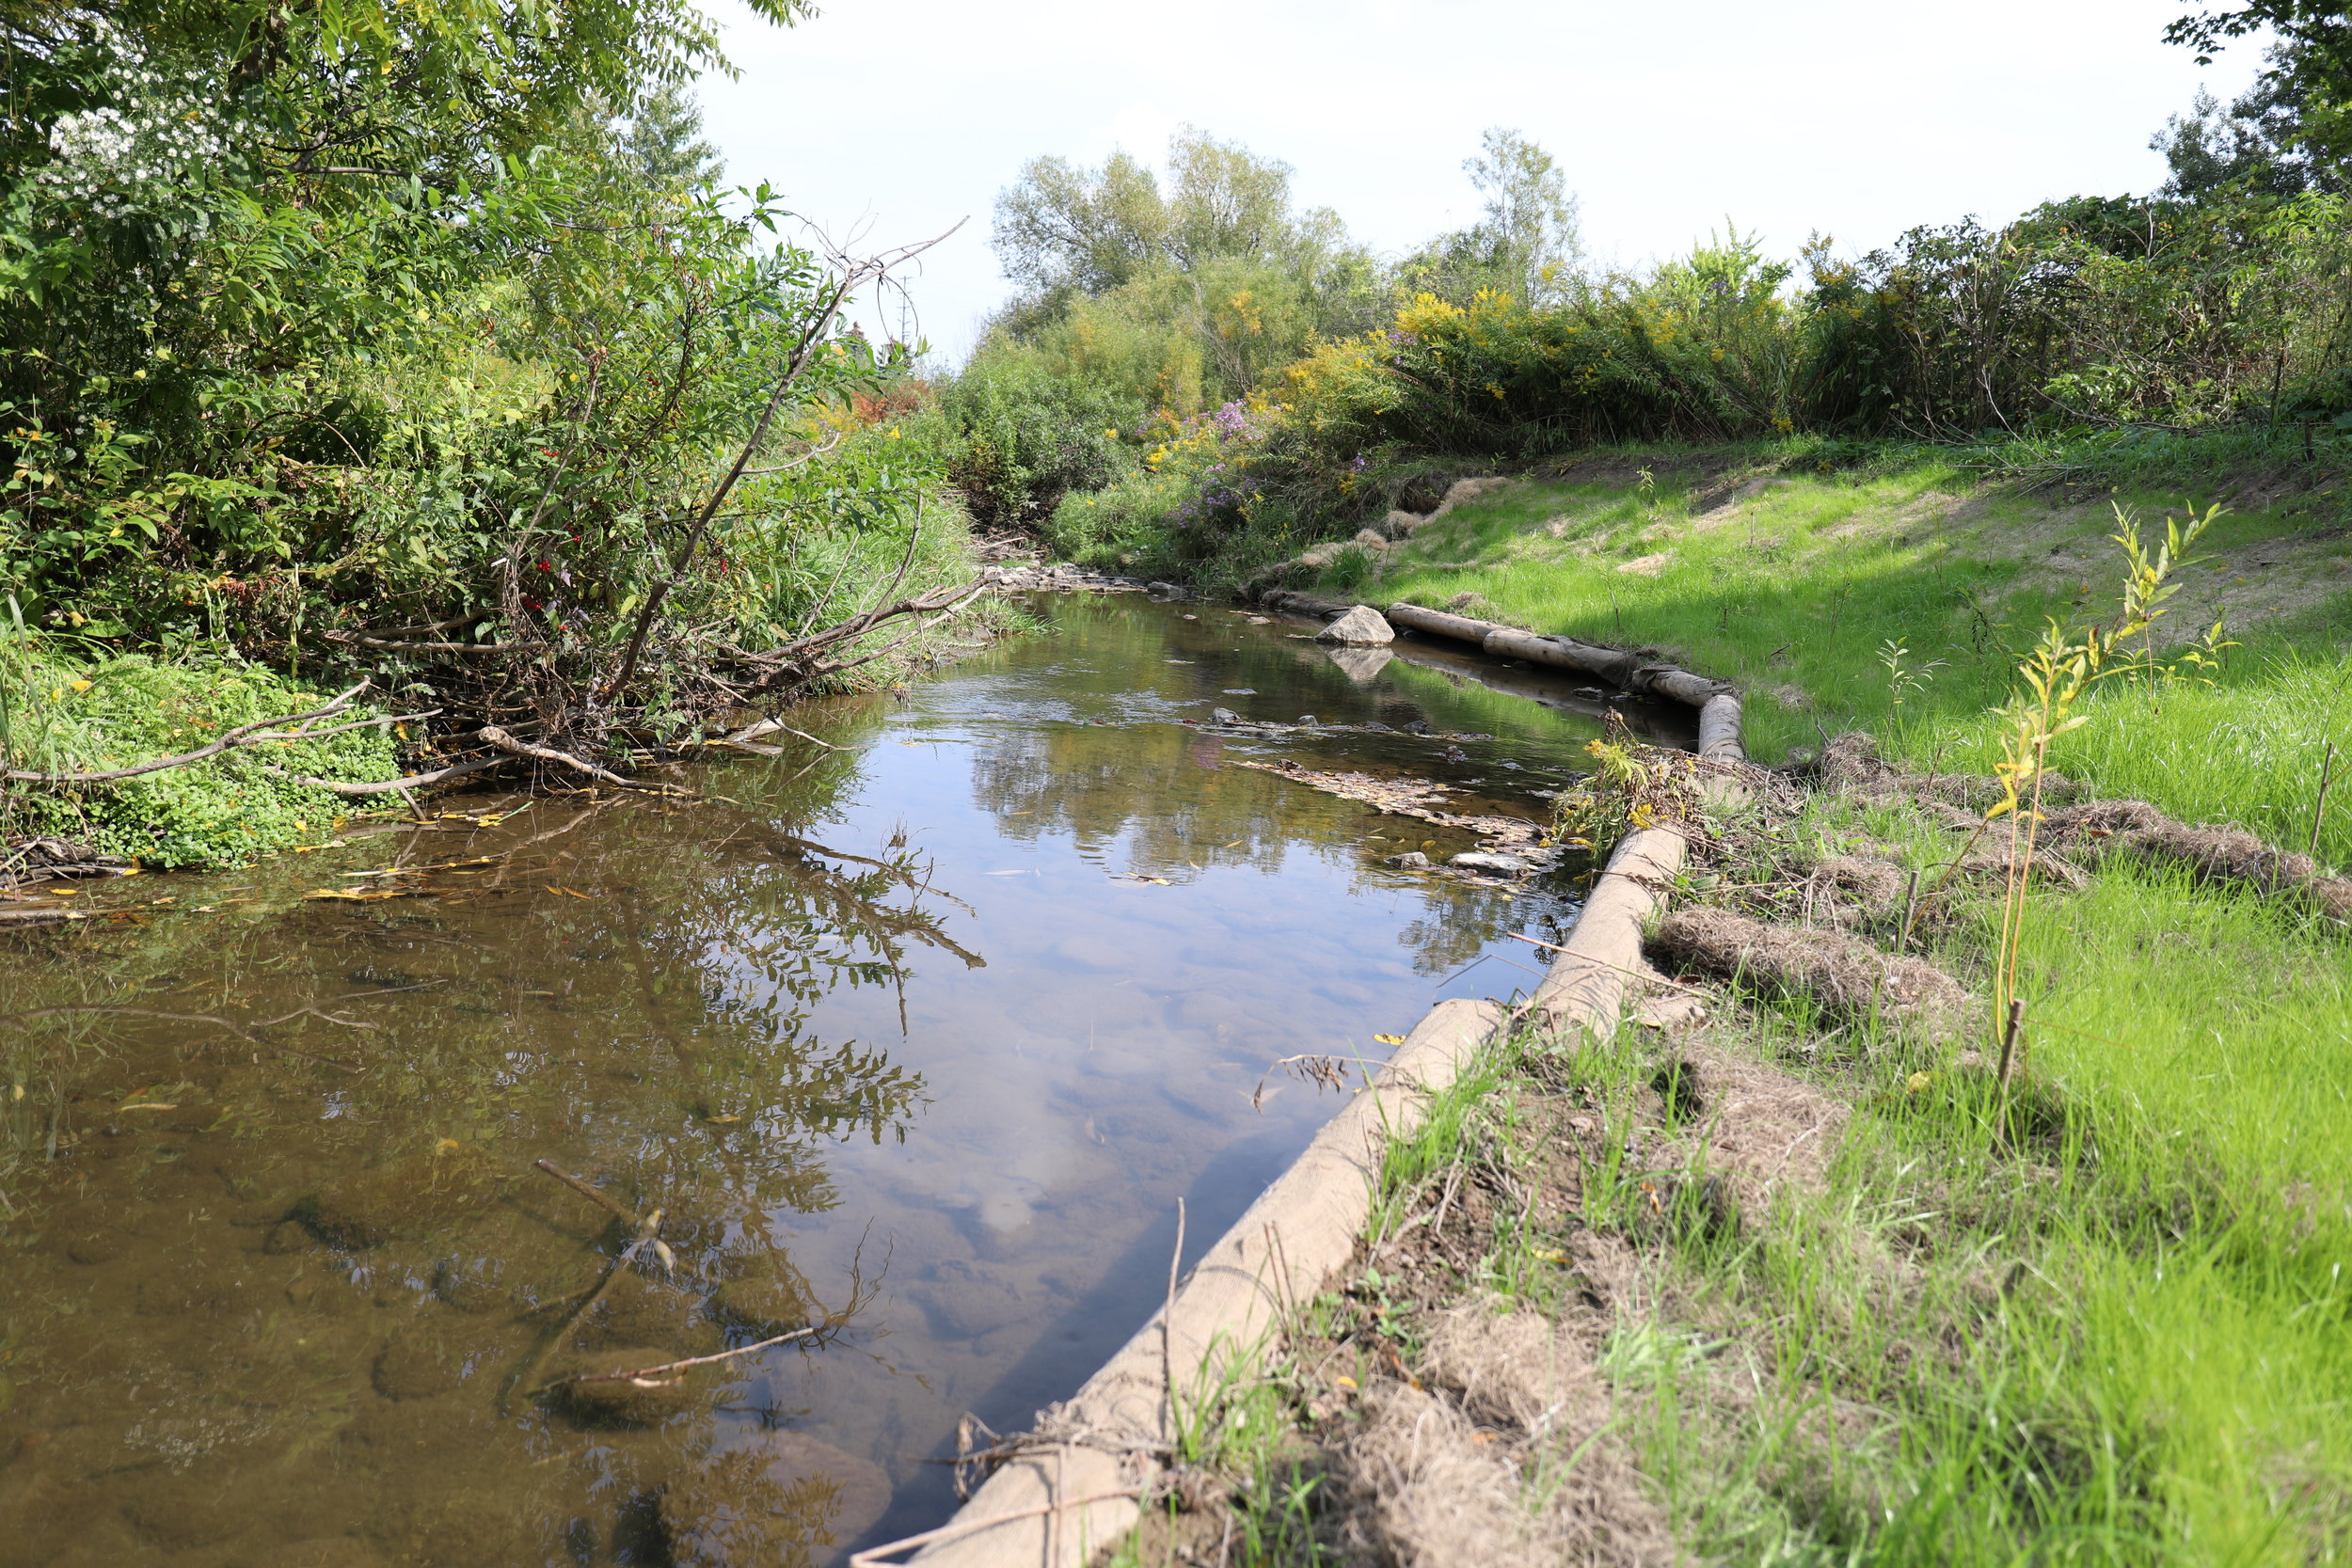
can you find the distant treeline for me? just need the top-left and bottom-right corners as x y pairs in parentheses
(929, 1), (2352, 574)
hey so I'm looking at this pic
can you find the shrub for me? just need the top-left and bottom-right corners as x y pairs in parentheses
(933, 347), (1141, 531)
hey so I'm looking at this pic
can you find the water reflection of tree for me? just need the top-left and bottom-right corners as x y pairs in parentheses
(968, 720), (1333, 880)
(0, 704), (949, 1249)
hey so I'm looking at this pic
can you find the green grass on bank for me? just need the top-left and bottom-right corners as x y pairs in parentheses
(0, 645), (404, 868)
(1290, 454), (2352, 863)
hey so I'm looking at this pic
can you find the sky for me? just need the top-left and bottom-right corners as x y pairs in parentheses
(694, 0), (2269, 361)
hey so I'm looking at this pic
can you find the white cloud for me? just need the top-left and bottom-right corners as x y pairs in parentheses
(696, 0), (2266, 360)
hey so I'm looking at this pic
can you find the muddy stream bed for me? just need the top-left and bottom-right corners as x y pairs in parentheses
(0, 595), (1692, 1567)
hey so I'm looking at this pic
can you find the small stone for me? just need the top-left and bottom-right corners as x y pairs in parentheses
(64, 1233), (125, 1265)
(1361, 721), (1393, 733)
(1315, 605), (1395, 646)
(1295, 715), (1319, 727)
(1387, 852), (1430, 869)
(1403, 720), (1430, 735)
(303, 1147), (505, 1250)
(1449, 852), (1528, 875)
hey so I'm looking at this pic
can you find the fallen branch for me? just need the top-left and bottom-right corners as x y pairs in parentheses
(552, 1327), (816, 1388)
(323, 632), (546, 654)
(477, 725), (644, 790)
(5, 681), (371, 784)
(500, 1201), (668, 1413)
(532, 1158), (642, 1227)
(272, 754), (504, 796)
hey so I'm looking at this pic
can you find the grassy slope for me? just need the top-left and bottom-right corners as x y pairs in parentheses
(1308, 455), (2352, 862)
(1255, 453), (2352, 1563)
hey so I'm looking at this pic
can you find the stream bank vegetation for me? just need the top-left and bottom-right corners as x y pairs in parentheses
(890, 8), (2352, 1560)
(2, 1), (1009, 873)
(1073, 491), (2350, 1565)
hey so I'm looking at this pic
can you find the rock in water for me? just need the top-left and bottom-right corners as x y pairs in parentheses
(1387, 852), (1431, 869)
(1316, 605), (1394, 646)
(1209, 707), (1240, 725)
(661, 1433), (893, 1567)
(1449, 851), (1528, 875)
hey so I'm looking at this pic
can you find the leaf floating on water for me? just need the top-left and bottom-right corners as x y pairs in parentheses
(1373, 1033), (1406, 1046)
(545, 886), (596, 899)
(118, 1102), (178, 1112)
(304, 888), (421, 902)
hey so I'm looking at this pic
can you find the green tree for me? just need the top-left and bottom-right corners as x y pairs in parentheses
(2164, 3), (2352, 186)
(623, 80), (725, 192)
(1400, 128), (1582, 305)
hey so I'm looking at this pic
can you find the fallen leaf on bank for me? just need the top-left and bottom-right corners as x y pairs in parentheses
(1333, 1374), (1359, 1390)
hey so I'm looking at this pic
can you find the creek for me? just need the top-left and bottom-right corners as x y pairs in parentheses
(0, 594), (1691, 1567)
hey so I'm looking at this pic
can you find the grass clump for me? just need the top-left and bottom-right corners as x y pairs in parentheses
(2, 641), (400, 868)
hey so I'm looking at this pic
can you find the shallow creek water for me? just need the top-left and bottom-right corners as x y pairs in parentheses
(0, 596), (1690, 1567)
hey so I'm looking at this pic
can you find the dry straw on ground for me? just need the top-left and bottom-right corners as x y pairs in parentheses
(1647, 907), (1973, 1037)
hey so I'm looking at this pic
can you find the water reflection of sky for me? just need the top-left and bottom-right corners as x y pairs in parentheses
(701, 595), (1613, 1543)
(0, 594), (1635, 1567)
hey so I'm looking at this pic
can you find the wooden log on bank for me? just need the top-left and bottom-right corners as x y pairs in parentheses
(1698, 692), (1744, 763)
(1388, 601), (1730, 710)
(1382, 601), (1501, 644)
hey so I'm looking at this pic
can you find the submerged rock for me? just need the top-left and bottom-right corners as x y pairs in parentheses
(303, 1147), (506, 1250)
(555, 1345), (705, 1426)
(575, 1268), (709, 1354)
(711, 1267), (815, 1339)
(1316, 605), (1395, 646)
(373, 1325), (474, 1402)
(660, 1433), (893, 1568)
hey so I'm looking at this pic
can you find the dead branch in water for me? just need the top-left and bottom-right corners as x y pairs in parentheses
(550, 1327), (818, 1389)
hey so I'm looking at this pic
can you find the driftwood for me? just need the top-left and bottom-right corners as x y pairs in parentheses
(550, 1328), (817, 1390)
(478, 726), (642, 789)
